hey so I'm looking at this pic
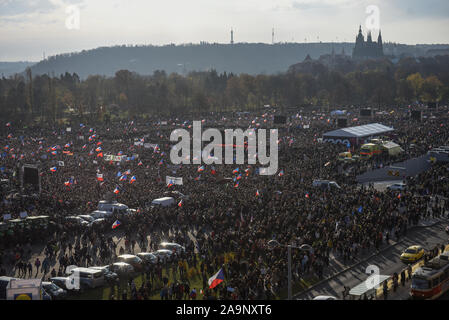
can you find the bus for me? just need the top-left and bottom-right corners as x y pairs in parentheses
(411, 251), (449, 300)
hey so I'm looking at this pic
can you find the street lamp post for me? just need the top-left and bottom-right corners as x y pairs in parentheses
(267, 240), (313, 300)
(287, 245), (292, 300)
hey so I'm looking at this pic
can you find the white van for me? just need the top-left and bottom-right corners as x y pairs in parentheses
(97, 201), (129, 215)
(68, 267), (105, 289)
(151, 197), (174, 207)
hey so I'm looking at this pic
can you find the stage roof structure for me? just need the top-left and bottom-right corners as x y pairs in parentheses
(323, 123), (394, 139)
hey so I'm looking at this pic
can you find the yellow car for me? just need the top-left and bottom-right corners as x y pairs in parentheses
(400, 245), (425, 263)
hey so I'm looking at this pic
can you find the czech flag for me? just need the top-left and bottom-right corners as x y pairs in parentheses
(119, 175), (127, 181)
(50, 167), (57, 172)
(51, 151), (57, 155)
(211, 166), (217, 175)
(208, 268), (225, 289)
(96, 173), (104, 181)
(234, 181), (239, 188)
(112, 220), (121, 229)
(129, 176), (136, 184)
(278, 170), (284, 177)
(6, 122), (11, 127)
(82, 144), (87, 149)
(64, 143), (71, 148)
(198, 165), (205, 173)
(178, 199), (183, 207)
(305, 192), (310, 199)
(232, 168), (239, 174)
(256, 190), (260, 197)
(397, 193), (402, 199)
(138, 161), (143, 166)
(113, 186), (120, 194)
(118, 151), (123, 156)
(95, 147), (102, 152)
(236, 174), (242, 181)
(97, 152), (103, 158)
(97, 141), (102, 146)
(125, 170), (131, 175)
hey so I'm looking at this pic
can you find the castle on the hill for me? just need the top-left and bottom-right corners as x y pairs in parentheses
(352, 25), (384, 60)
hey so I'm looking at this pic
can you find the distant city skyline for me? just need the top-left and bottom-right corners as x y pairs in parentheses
(1, 0), (449, 61)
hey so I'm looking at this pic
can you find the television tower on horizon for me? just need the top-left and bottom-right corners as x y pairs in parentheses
(230, 28), (234, 44)
(272, 27), (274, 44)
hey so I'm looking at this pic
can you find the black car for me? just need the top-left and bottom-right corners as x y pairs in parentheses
(42, 282), (67, 300)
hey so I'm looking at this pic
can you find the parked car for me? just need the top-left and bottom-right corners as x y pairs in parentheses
(42, 281), (67, 300)
(136, 252), (158, 266)
(109, 262), (135, 278)
(313, 295), (338, 300)
(89, 210), (111, 219)
(154, 249), (174, 262)
(89, 266), (118, 284)
(66, 267), (105, 289)
(42, 288), (52, 300)
(158, 242), (185, 254)
(387, 182), (407, 191)
(151, 197), (175, 207)
(65, 216), (89, 227)
(77, 215), (95, 223)
(117, 254), (144, 272)
(97, 201), (129, 215)
(312, 180), (341, 190)
(49, 277), (81, 293)
(88, 218), (106, 227)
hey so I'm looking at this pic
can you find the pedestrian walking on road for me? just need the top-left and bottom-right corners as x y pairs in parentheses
(383, 281), (388, 300)
(27, 262), (32, 278)
(407, 265), (412, 281)
(401, 270), (406, 287)
(393, 273), (398, 292)
(34, 258), (41, 276)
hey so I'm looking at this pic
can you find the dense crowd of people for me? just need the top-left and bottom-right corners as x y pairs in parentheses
(0, 105), (448, 299)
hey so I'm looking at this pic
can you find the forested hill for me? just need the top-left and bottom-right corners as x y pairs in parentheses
(28, 42), (449, 79)
(0, 62), (35, 77)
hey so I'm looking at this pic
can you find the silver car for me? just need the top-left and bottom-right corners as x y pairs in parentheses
(136, 252), (158, 265)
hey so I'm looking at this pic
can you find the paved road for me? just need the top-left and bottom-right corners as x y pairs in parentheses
(294, 219), (449, 300)
(360, 180), (404, 192)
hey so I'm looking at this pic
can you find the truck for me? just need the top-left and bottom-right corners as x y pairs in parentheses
(359, 143), (382, 159)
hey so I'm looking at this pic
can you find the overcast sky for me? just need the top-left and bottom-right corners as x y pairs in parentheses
(1, 0), (449, 61)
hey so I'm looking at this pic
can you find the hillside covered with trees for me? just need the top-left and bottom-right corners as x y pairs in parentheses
(1, 54), (448, 126)
(26, 42), (449, 80)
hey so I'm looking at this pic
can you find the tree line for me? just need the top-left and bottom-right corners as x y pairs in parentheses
(1, 55), (448, 126)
